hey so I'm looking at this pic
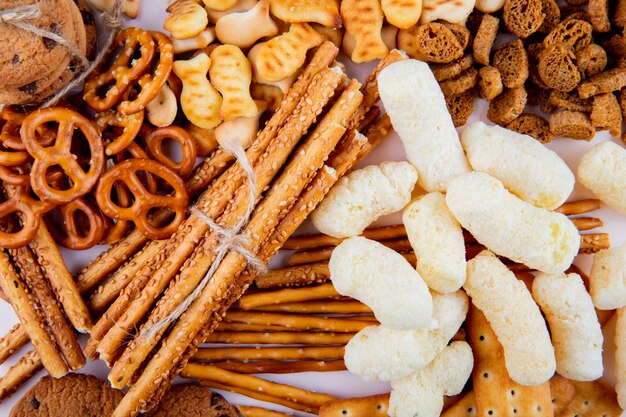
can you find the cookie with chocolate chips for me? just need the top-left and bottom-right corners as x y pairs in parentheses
(148, 385), (240, 417)
(0, 0), (76, 89)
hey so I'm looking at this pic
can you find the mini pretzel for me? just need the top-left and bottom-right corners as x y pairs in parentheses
(0, 166), (30, 187)
(83, 28), (156, 112)
(94, 108), (144, 156)
(0, 186), (54, 249)
(96, 158), (189, 240)
(102, 180), (133, 245)
(145, 126), (197, 178)
(117, 32), (174, 116)
(0, 141), (30, 167)
(21, 108), (105, 205)
(46, 198), (107, 250)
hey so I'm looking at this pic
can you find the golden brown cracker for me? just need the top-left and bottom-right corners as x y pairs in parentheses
(557, 379), (622, 417)
(590, 93), (622, 137)
(473, 14), (499, 66)
(319, 394), (389, 417)
(487, 86), (527, 125)
(442, 391), (478, 417)
(549, 375), (576, 415)
(467, 305), (554, 417)
(550, 110), (595, 140)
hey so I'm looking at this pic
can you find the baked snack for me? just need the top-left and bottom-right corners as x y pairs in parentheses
(487, 86), (526, 125)
(148, 385), (239, 417)
(476, 65), (503, 99)
(445, 89), (475, 127)
(502, 0), (545, 38)
(439, 67), (477, 96)
(590, 93), (621, 137)
(473, 14), (499, 65)
(492, 39), (528, 89)
(575, 44), (607, 79)
(550, 110), (595, 140)
(10, 374), (123, 417)
(430, 54), (474, 82)
(506, 113), (554, 143)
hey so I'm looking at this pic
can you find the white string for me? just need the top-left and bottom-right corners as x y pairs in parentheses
(143, 140), (266, 339)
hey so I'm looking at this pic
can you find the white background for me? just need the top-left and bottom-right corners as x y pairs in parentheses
(0, 1), (625, 415)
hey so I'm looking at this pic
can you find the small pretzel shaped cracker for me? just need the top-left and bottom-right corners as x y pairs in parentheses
(46, 198), (107, 250)
(173, 53), (223, 129)
(1, 108), (57, 151)
(164, 0), (209, 40)
(145, 126), (198, 178)
(118, 32), (174, 116)
(0, 186), (54, 249)
(21, 108), (105, 205)
(204, 0), (238, 10)
(340, 0), (388, 63)
(94, 109), (144, 156)
(269, 0), (341, 28)
(209, 45), (258, 121)
(83, 28), (156, 113)
(96, 158), (189, 240)
(254, 23), (324, 82)
(215, 0), (279, 49)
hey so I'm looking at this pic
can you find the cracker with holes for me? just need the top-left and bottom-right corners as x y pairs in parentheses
(578, 68), (626, 99)
(477, 66), (503, 100)
(549, 90), (593, 113)
(590, 93), (622, 137)
(445, 89), (475, 127)
(431, 54), (474, 82)
(506, 113), (554, 144)
(550, 110), (595, 140)
(441, 392), (477, 417)
(487, 86), (527, 125)
(398, 23), (464, 63)
(319, 394), (389, 417)
(575, 44), (607, 79)
(467, 306), (553, 417)
(503, 0), (545, 38)
(440, 68), (478, 96)
(558, 379), (622, 416)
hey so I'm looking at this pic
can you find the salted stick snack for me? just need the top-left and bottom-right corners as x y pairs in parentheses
(378, 59), (470, 192)
(330, 236), (432, 330)
(389, 342), (473, 417)
(616, 307), (626, 409)
(344, 290), (468, 381)
(403, 192), (465, 293)
(532, 272), (603, 381)
(446, 172), (580, 274)
(589, 244), (626, 310)
(311, 161), (417, 238)
(461, 122), (575, 210)
(465, 251), (556, 386)
(578, 141), (626, 215)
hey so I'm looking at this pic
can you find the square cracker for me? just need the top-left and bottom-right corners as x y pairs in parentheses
(467, 305), (554, 417)
(318, 394), (389, 416)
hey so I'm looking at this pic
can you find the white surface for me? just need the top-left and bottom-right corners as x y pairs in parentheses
(1, 2), (625, 415)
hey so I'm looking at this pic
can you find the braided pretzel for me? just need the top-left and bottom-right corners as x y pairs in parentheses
(83, 28), (156, 112)
(94, 109), (144, 156)
(145, 126), (197, 178)
(46, 198), (107, 250)
(0, 186), (54, 249)
(20, 107), (105, 205)
(96, 158), (189, 240)
(118, 31), (174, 115)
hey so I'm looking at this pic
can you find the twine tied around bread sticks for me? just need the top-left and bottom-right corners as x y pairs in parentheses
(0, 1), (125, 107)
(143, 140), (267, 339)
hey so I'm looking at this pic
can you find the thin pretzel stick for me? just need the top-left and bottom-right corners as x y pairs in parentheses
(100, 69), (350, 372)
(214, 360), (347, 374)
(203, 331), (355, 345)
(237, 406), (295, 417)
(223, 311), (373, 332)
(29, 223), (93, 333)
(354, 113), (393, 164)
(193, 346), (344, 361)
(255, 262), (330, 288)
(283, 224), (405, 250)
(287, 238), (412, 266)
(255, 300), (373, 314)
(0, 324), (28, 365)
(213, 322), (295, 332)
(570, 217), (604, 230)
(555, 199), (602, 214)
(0, 350), (43, 401)
(238, 283), (340, 310)
(0, 251), (67, 377)
(579, 233), (610, 254)
(10, 246), (84, 370)
(197, 380), (318, 414)
(106, 73), (357, 391)
(182, 364), (337, 409)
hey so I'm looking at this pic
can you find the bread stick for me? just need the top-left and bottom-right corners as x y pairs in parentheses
(255, 300), (372, 314)
(0, 324), (28, 365)
(0, 350), (43, 401)
(238, 283), (340, 310)
(202, 331), (355, 345)
(193, 346), (344, 361)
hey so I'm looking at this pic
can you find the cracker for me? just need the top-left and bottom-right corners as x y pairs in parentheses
(398, 22), (464, 63)
(441, 392), (477, 417)
(538, 45), (581, 92)
(544, 19), (593, 52)
(442, 22), (472, 50)
(578, 68), (626, 98)
(487, 86), (527, 125)
(549, 375), (576, 415)
(493, 39), (529, 89)
(473, 14), (499, 65)
(558, 379), (622, 416)
(549, 110), (595, 140)
(440, 67), (478, 96)
(537, 86), (556, 113)
(549, 90), (593, 112)
(477, 66), (503, 100)
(446, 89), (475, 127)
(527, 43), (549, 88)
(590, 93), (622, 137)
(467, 305), (553, 417)
(538, 0), (560, 33)
(506, 113), (554, 143)
(431, 54), (475, 82)
(588, 0), (610, 32)
(615, 0), (626, 28)
(575, 44), (607, 79)
(319, 394), (389, 416)
(503, 0), (545, 38)
(603, 32), (626, 57)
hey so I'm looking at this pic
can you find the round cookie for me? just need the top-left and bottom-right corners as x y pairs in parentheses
(74, 0), (97, 59)
(0, 0), (75, 89)
(148, 385), (239, 417)
(10, 374), (123, 417)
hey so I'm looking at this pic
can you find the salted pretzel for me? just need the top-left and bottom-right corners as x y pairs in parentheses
(96, 158), (189, 240)
(102, 179), (134, 245)
(145, 126), (197, 178)
(83, 28), (156, 112)
(0, 186), (54, 249)
(117, 31), (174, 116)
(0, 141), (30, 167)
(20, 107), (105, 205)
(46, 198), (107, 250)
(94, 108), (144, 156)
